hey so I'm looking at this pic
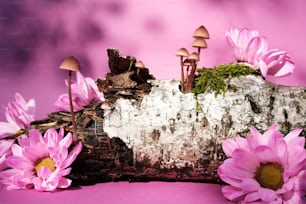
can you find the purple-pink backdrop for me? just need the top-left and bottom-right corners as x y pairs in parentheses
(1, 0), (306, 120)
(0, 1), (306, 203)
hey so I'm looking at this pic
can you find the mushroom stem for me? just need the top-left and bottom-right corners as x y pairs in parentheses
(187, 61), (197, 92)
(186, 65), (190, 91)
(197, 47), (201, 56)
(180, 56), (185, 92)
(67, 70), (78, 144)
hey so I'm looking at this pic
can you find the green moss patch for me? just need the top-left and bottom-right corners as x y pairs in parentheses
(192, 63), (260, 95)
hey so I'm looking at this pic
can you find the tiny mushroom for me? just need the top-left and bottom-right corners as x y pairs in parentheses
(176, 48), (189, 67)
(135, 60), (145, 69)
(192, 38), (207, 56)
(183, 58), (192, 68)
(176, 48), (189, 58)
(59, 56), (81, 144)
(183, 59), (192, 78)
(186, 52), (200, 92)
(187, 52), (200, 74)
(193, 26), (210, 56)
(135, 60), (146, 83)
(176, 48), (189, 91)
(188, 52), (200, 62)
(193, 25), (210, 39)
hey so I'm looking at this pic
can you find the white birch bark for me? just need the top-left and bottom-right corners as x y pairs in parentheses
(102, 75), (306, 173)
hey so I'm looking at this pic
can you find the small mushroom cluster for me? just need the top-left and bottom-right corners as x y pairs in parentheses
(176, 25), (210, 93)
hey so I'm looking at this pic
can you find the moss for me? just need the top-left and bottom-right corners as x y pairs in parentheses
(192, 63), (260, 96)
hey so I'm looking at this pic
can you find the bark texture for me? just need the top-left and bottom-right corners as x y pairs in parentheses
(22, 50), (306, 184)
(30, 75), (306, 184)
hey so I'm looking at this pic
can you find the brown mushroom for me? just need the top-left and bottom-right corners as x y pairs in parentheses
(59, 56), (80, 144)
(135, 60), (146, 83)
(192, 38), (207, 56)
(187, 52), (200, 61)
(193, 25), (210, 39)
(176, 48), (189, 92)
(183, 58), (192, 67)
(186, 52), (200, 92)
(135, 60), (145, 69)
(176, 48), (189, 58)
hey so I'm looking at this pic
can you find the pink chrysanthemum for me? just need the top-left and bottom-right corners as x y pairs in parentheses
(218, 124), (306, 203)
(0, 93), (35, 139)
(55, 71), (103, 111)
(226, 27), (268, 67)
(226, 28), (295, 78)
(0, 128), (82, 191)
(0, 140), (14, 171)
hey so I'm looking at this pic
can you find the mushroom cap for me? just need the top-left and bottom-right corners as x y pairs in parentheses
(188, 52), (200, 61)
(183, 59), (192, 66)
(193, 25), (210, 39)
(135, 60), (145, 68)
(192, 38), (207, 49)
(176, 48), (189, 57)
(59, 56), (81, 71)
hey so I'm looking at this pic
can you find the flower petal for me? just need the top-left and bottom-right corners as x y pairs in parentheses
(253, 145), (279, 163)
(0, 139), (14, 155)
(219, 159), (254, 181)
(221, 185), (245, 202)
(57, 177), (72, 189)
(59, 132), (72, 149)
(222, 136), (248, 157)
(258, 187), (277, 202)
(61, 141), (82, 168)
(284, 128), (303, 143)
(5, 156), (33, 170)
(232, 149), (259, 172)
(28, 129), (44, 146)
(241, 177), (260, 193)
(37, 166), (52, 180)
(244, 191), (260, 202)
(0, 122), (19, 139)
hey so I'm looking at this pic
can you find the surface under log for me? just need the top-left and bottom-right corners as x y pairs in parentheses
(29, 75), (306, 184)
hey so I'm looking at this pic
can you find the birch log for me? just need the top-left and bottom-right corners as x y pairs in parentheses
(63, 75), (306, 184)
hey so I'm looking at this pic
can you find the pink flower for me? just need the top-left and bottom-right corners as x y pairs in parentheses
(0, 93), (36, 139)
(226, 28), (295, 78)
(0, 140), (14, 171)
(218, 124), (306, 203)
(259, 49), (295, 78)
(226, 28), (268, 67)
(55, 71), (103, 112)
(0, 128), (82, 191)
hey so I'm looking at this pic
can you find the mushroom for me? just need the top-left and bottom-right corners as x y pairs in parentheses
(193, 25), (210, 39)
(135, 60), (146, 83)
(188, 52), (200, 62)
(183, 59), (192, 78)
(135, 60), (145, 69)
(176, 48), (189, 92)
(192, 38), (207, 56)
(59, 56), (81, 144)
(186, 52), (200, 92)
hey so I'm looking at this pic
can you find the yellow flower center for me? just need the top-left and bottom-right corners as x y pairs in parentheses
(34, 157), (56, 174)
(255, 163), (284, 190)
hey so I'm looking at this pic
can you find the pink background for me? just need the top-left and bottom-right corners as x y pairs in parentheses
(0, 1), (306, 203)
(1, 0), (306, 120)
